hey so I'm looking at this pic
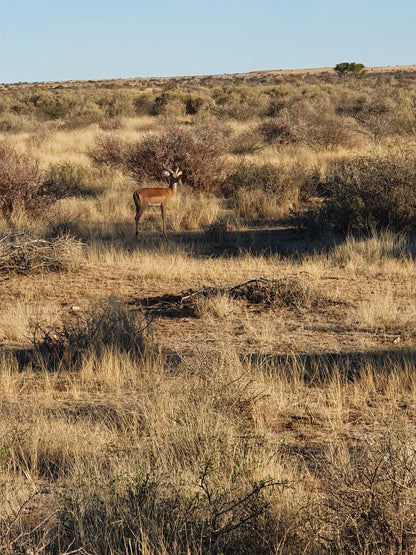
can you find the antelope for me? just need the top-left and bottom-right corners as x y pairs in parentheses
(133, 167), (182, 237)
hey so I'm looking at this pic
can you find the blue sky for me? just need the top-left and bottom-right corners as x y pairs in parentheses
(1, 0), (415, 83)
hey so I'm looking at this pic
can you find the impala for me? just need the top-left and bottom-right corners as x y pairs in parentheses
(133, 167), (182, 237)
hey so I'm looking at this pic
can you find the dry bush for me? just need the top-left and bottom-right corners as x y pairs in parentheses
(32, 298), (150, 371)
(318, 151), (416, 234)
(88, 133), (128, 169)
(0, 231), (84, 275)
(225, 161), (315, 219)
(0, 112), (35, 133)
(212, 84), (270, 120)
(320, 430), (416, 553)
(89, 124), (230, 193)
(260, 109), (366, 150)
(0, 141), (46, 216)
(185, 91), (214, 115)
(54, 461), (283, 554)
(306, 114), (367, 150)
(230, 128), (264, 155)
(260, 113), (306, 145)
(163, 278), (330, 318)
(46, 350), (288, 554)
(125, 123), (230, 192)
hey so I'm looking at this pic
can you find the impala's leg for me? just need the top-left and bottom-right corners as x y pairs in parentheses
(135, 206), (148, 236)
(160, 203), (167, 237)
(133, 193), (148, 236)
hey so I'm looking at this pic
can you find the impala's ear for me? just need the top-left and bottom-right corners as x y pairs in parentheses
(162, 169), (171, 177)
(176, 170), (183, 177)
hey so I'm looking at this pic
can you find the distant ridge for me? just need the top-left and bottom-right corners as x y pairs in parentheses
(3, 64), (416, 88)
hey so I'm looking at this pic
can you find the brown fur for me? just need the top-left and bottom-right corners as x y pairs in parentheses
(134, 169), (182, 237)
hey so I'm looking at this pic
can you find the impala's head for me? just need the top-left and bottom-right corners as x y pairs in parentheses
(162, 167), (183, 184)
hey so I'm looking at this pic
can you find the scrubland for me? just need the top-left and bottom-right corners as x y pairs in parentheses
(1, 68), (416, 553)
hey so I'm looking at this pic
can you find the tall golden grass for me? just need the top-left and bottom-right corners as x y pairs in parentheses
(1, 70), (416, 552)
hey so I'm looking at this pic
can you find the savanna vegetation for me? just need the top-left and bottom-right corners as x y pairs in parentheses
(2, 66), (416, 553)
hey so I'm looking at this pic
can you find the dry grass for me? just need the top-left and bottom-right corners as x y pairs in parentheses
(2, 80), (416, 552)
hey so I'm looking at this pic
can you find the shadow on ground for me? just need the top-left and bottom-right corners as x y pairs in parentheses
(244, 348), (416, 382)
(65, 218), (343, 258)
(6, 344), (416, 379)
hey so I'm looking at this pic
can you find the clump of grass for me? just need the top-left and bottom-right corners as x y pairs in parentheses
(268, 277), (328, 310)
(331, 230), (410, 266)
(32, 298), (151, 371)
(352, 286), (416, 335)
(0, 301), (60, 343)
(194, 292), (237, 319)
(169, 189), (222, 231)
(42, 161), (93, 199)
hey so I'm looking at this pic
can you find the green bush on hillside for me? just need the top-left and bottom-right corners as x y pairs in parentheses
(335, 62), (365, 75)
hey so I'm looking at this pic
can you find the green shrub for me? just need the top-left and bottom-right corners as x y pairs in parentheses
(335, 62), (365, 74)
(151, 89), (187, 117)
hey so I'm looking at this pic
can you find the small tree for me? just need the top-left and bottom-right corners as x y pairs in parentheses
(335, 62), (365, 75)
